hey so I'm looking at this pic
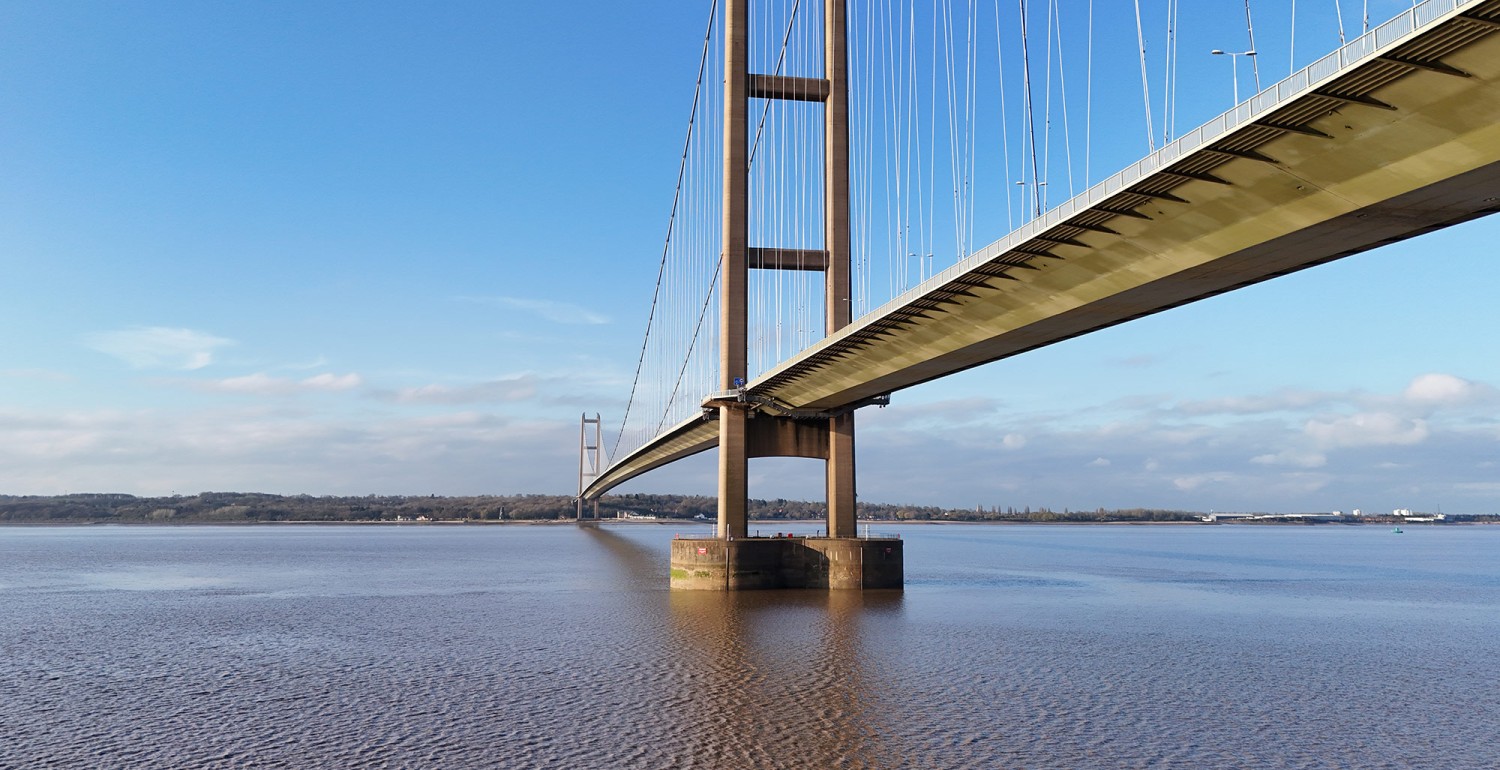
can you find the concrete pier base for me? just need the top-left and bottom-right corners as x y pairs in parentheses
(670, 536), (903, 590)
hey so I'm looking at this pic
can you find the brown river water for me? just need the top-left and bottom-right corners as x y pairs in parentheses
(2, 523), (1496, 769)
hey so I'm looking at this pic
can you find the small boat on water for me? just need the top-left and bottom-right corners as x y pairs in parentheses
(1393, 527), (1404, 534)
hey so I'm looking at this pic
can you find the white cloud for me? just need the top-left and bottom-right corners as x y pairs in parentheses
(0, 369), (73, 383)
(860, 397), (1004, 429)
(1305, 412), (1429, 448)
(191, 372), (363, 395)
(301, 373), (362, 391)
(1403, 373), (1490, 406)
(377, 375), (544, 405)
(1178, 388), (1335, 415)
(274, 356), (330, 371)
(467, 296), (609, 325)
(6, 366), (1497, 511)
(1250, 448), (1328, 468)
(845, 370), (1500, 512)
(84, 327), (233, 370)
(0, 406), (576, 496)
(1171, 472), (1235, 492)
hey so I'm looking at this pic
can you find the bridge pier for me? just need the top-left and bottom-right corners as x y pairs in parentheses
(826, 413), (856, 538)
(670, 536), (903, 591)
(717, 407), (748, 539)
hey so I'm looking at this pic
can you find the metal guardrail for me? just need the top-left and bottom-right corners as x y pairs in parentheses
(857, 0), (1475, 328)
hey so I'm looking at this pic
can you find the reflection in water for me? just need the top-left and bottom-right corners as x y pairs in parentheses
(666, 589), (905, 768)
(582, 524), (909, 768)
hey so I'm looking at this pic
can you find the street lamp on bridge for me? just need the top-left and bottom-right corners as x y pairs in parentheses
(1211, 49), (1257, 106)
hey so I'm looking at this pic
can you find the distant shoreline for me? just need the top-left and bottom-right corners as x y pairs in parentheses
(3, 491), (1486, 526)
(2, 518), (1492, 528)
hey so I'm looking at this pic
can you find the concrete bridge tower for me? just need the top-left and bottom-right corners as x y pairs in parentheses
(671, 0), (903, 590)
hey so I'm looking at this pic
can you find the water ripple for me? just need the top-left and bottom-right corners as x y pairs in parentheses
(2, 525), (1497, 768)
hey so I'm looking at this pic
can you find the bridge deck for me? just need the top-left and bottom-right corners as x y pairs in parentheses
(587, 0), (1500, 501)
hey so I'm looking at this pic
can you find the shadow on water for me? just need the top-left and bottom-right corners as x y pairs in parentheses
(577, 523), (668, 591)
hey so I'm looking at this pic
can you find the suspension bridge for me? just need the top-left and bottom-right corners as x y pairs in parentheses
(578, 0), (1500, 589)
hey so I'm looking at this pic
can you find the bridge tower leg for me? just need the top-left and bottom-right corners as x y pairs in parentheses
(823, 0), (856, 539)
(718, 0), (750, 540)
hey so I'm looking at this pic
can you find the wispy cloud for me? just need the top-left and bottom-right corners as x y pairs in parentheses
(1250, 448), (1328, 469)
(0, 406), (576, 496)
(83, 327), (234, 370)
(371, 374), (558, 405)
(1177, 388), (1341, 416)
(857, 396), (1004, 429)
(1304, 412), (1429, 449)
(844, 371), (1500, 512)
(273, 356), (330, 372)
(187, 372), (363, 396)
(1, 368), (74, 383)
(461, 296), (609, 325)
(1176, 374), (1495, 418)
(5, 370), (1494, 511)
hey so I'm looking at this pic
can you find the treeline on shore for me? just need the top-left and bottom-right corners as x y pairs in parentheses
(0, 492), (1489, 525)
(0, 492), (1205, 524)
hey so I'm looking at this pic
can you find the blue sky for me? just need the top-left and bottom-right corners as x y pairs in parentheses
(2, 1), (1496, 513)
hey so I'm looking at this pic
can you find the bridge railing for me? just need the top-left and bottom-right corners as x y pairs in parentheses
(869, 0), (1474, 332)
